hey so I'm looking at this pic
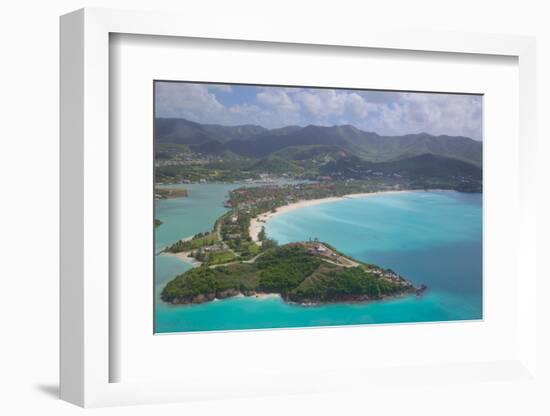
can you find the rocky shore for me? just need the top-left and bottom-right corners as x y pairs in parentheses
(165, 281), (427, 306)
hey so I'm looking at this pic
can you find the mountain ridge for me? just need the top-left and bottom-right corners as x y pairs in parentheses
(156, 117), (482, 167)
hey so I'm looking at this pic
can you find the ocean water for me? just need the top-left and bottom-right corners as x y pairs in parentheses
(155, 188), (482, 333)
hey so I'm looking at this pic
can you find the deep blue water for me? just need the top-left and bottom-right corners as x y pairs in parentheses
(155, 188), (482, 333)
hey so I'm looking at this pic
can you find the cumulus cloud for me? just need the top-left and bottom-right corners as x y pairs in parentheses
(155, 83), (226, 122)
(359, 92), (483, 139)
(155, 82), (482, 140)
(345, 92), (373, 118)
(295, 90), (344, 118)
(256, 89), (299, 112)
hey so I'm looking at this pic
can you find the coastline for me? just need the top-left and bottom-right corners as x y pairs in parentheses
(166, 287), (421, 307)
(249, 189), (413, 243)
(165, 250), (202, 266)
(163, 234), (202, 266)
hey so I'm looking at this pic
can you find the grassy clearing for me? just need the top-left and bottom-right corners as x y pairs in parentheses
(165, 232), (219, 253)
(206, 250), (237, 265)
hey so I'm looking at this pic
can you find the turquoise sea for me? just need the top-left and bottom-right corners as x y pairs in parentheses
(155, 186), (482, 333)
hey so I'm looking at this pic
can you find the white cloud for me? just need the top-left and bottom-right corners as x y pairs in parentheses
(394, 93), (482, 139)
(292, 89), (376, 121)
(252, 89), (305, 127)
(155, 83), (226, 122)
(346, 92), (373, 118)
(156, 82), (482, 140)
(256, 89), (299, 112)
(294, 89), (346, 118)
(350, 92), (482, 140)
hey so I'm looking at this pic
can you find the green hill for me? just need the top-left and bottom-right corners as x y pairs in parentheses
(161, 244), (417, 305)
(156, 117), (482, 167)
(248, 156), (304, 175)
(320, 153), (481, 180)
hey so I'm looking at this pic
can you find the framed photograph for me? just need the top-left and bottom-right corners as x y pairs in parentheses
(153, 81), (482, 334)
(60, 8), (539, 408)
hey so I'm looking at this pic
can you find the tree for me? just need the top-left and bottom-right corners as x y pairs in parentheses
(258, 226), (266, 241)
(261, 238), (278, 250)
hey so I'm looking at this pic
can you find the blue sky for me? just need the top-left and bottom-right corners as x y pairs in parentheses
(155, 82), (483, 141)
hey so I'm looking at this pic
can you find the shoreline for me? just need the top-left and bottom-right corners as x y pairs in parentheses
(249, 189), (414, 243)
(167, 288), (421, 307)
(165, 250), (202, 267)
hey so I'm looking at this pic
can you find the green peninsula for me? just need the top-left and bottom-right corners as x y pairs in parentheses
(161, 242), (425, 305)
(160, 182), (428, 305)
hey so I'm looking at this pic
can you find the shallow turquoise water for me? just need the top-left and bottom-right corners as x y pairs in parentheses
(155, 183), (239, 252)
(155, 188), (482, 333)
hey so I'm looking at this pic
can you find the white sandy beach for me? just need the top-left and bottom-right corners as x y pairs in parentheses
(161, 234), (204, 265)
(249, 190), (412, 243)
(167, 250), (202, 266)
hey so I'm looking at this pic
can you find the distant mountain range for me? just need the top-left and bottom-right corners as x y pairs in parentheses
(156, 117), (482, 164)
(155, 117), (482, 185)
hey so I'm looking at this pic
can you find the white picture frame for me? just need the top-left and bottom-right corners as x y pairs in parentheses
(60, 7), (538, 407)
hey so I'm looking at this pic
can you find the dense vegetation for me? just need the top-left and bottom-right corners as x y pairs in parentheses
(161, 244), (416, 305)
(255, 245), (322, 294)
(164, 232), (219, 253)
(228, 181), (391, 216)
(156, 160), (259, 183)
(161, 263), (260, 304)
(288, 266), (404, 303)
(162, 266), (219, 303)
